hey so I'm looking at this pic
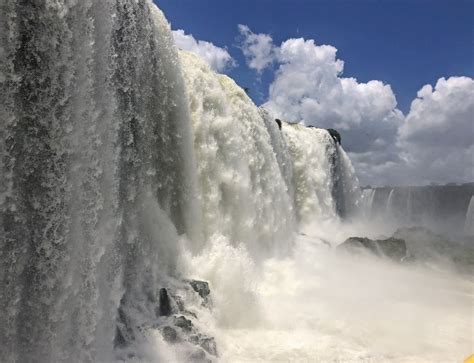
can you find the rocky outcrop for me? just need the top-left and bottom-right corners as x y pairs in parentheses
(275, 118), (282, 130)
(187, 280), (211, 306)
(158, 287), (172, 316)
(115, 279), (217, 362)
(326, 128), (341, 145)
(338, 236), (407, 261)
(161, 326), (178, 343)
(155, 279), (217, 361)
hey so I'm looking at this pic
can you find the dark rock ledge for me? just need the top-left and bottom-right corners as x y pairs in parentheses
(114, 279), (217, 363)
(338, 236), (408, 262)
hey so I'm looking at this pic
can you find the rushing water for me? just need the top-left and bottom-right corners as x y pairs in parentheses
(465, 196), (474, 235)
(0, 2), (197, 361)
(0, 1), (472, 362)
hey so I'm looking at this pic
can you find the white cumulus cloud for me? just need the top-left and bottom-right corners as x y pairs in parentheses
(259, 36), (404, 181)
(238, 24), (277, 73)
(396, 76), (474, 185)
(172, 29), (235, 72)
(238, 27), (473, 186)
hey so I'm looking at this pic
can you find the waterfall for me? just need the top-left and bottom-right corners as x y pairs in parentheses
(361, 188), (376, 219)
(0, 1), (363, 361)
(385, 189), (395, 218)
(282, 124), (337, 223)
(406, 187), (413, 223)
(178, 50), (296, 256)
(464, 196), (474, 235)
(332, 144), (361, 219)
(0, 1), (197, 361)
(281, 123), (360, 224)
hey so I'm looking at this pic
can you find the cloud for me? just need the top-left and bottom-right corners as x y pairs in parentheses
(172, 29), (235, 72)
(238, 27), (473, 186)
(256, 36), (404, 185)
(237, 24), (277, 73)
(264, 38), (403, 154)
(396, 76), (474, 185)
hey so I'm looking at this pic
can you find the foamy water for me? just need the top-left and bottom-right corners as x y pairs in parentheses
(180, 226), (473, 363)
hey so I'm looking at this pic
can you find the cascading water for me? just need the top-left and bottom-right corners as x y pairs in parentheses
(282, 124), (338, 223)
(464, 195), (474, 235)
(1, 1), (472, 362)
(332, 143), (361, 219)
(385, 189), (395, 217)
(178, 50), (296, 256)
(0, 1), (198, 361)
(361, 188), (376, 219)
(258, 108), (296, 208)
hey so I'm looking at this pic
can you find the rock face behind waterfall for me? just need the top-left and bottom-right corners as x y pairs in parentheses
(0, 1), (197, 362)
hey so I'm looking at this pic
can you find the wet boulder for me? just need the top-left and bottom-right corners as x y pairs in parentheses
(158, 288), (172, 316)
(151, 281), (218, 358)
(174, 315), (193, 332)
(275, 118), (282, 130)
(190, 333), (218, 356)
(188, 348), (212, 363)
(161, 326), (178, 343)
(187, 280), (211, 306)
(338, 236), (407, 261)
(326, 128), (341, 145)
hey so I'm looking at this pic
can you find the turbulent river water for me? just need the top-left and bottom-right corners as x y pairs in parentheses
(0, 1), (472, 362)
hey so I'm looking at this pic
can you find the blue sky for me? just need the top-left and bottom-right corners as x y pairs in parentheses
(157, 0), (473, 113)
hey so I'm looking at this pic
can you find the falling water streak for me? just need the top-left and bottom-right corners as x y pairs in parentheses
(361, 188), (377, 220)
(464, 196), (474, 235)
(0, 1), (198, 361)
(385, 189), (395, 218)
(282, 124), (337, 224)
(361, 189), (373, 219)
(406, 187), (413, 224)
(333, 144), (361, 219)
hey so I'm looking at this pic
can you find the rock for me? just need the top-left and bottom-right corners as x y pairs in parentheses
(188, 280), (211, 304)
(158, 288), (172, 316)
(174, 315), (193, 332)
(275, 118), (282, 130)
(338, 236), (407, 261)
(326, 128), (341, 145)
(151, 281), (218, 357)
(114, 305), (133, 348)
(190, 333), (218, 356)
(200, 337), (217, 356)
(188, 348), (212, 363)
(161, 326), (178, 343)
